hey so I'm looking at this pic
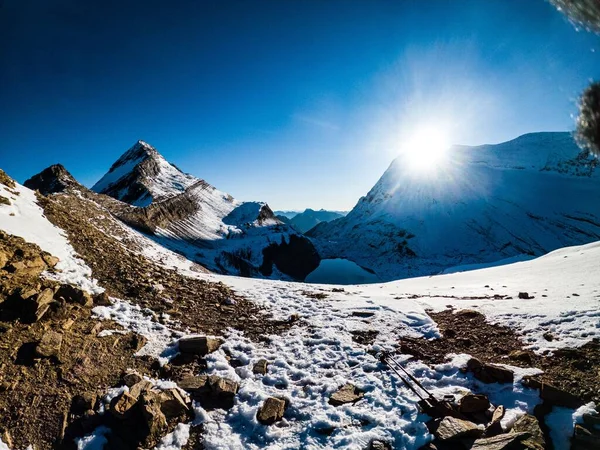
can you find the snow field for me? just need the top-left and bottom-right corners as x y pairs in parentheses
(0, 180), (102, 293)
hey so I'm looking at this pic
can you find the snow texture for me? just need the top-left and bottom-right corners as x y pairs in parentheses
(84, 238), (600, 449)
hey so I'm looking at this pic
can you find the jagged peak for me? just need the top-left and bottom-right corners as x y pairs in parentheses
(92, 141), (198, 207)
(24, 164), (80, 195)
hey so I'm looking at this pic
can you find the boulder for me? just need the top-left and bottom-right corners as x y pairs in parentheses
(179, 375), (238, 410)
(508, 350), (533, 364)
(518, 292), (533, 299)
(329, 383), (365, 406)
(41, 253), (60, 268)
(253, 359), (269, 375)
(139, 391), (168, 448)
(129, 380), (153, 399)
(178, 375), (209, 396)
(178, 336), (223, 355)
(71, 392), (97, 415)
(159, 388), (189, 419)
(471, 432), (529, 449)
(26, 288), (54, 322)
(93, 292), (112, 306)
(368, 440), (392, 450)
(110, 392), (138, 419)
(55, 284), (93, 307)
(521, 376), (583, 408)
(511, 414), (544, 450)
(459, 394), (490, 414)
(122, 370), (143, 388)
(467, 358), (514, 384)
(208, 375), (239, 409)
(35, 330), (63, 358)
(435, 417), (483, 441)
(256, 397), (286, 425)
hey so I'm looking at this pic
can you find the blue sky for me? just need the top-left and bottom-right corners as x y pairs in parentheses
(1, 0), (599, 210)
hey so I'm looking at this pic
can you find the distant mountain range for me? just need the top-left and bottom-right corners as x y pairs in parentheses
(308, 132), (600, 280)
(275, 209), (348, 233)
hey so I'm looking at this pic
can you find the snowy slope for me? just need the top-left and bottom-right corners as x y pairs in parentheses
(0, 178), (101, 293)
(309, 132), (600, 281)
(92, 140), (197, 206)
(90, 238), (600, 450)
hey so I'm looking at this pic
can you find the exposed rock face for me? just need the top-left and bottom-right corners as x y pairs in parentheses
(24, 164), (79, 195)
(0, 169), (16, 189)
(26, 143), (321, 281)
(92, 140), (197, 206)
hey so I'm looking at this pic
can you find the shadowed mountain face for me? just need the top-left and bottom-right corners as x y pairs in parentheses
(24, 164), (79, 195)
(308, 132), (600, 281)
(28, 142), (321, 280)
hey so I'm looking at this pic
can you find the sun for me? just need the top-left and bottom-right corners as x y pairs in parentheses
(402, 126), (451, 172)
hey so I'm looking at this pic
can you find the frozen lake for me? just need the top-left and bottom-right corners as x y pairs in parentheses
(305, 258), (380, 285)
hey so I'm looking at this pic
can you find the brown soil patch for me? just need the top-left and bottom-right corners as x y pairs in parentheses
(399, 308), (600, 403)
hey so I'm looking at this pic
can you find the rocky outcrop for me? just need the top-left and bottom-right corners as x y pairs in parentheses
(24, 164), (79, 195)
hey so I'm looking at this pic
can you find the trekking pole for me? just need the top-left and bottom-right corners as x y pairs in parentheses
(384, 353), (436, 401)
(384, 358), (427, 401)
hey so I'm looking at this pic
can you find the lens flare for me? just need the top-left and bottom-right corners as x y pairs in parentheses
(402, 126), (450, 172)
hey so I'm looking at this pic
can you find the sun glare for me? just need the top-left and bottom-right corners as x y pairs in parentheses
(402, 126), (450, 172)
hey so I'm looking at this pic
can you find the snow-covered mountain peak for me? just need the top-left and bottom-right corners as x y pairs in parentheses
(309, 131), (600, 280)
(92, 141), (198, 206)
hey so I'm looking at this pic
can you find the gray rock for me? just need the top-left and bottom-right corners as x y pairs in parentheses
(329, 383), (365, 406)
(435, 417), (483, 441)
(471, 432), (529, 449)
